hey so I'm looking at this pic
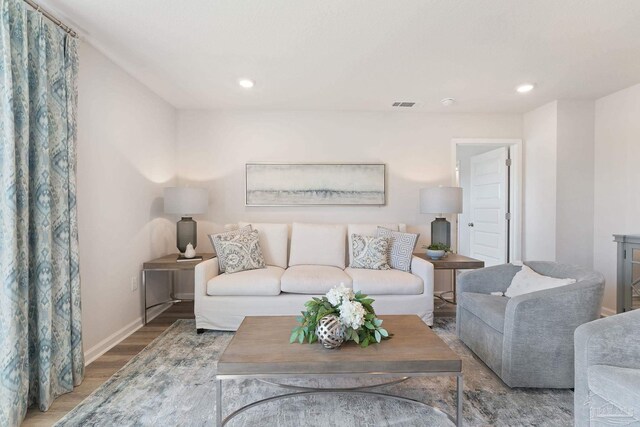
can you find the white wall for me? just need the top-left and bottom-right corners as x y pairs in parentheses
(556, 100), (595, 268)
(176, 110), (522, 292)
(77, 42), (177, 361)
(594, 83), (640, 313)
(523, 101), (558, 261)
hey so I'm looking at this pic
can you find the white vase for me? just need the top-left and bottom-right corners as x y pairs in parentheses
(184, 243), (196, 258)
(426, 249), (445, 260)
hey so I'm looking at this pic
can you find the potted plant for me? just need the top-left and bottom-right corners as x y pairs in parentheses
(423, 243), (450, 260)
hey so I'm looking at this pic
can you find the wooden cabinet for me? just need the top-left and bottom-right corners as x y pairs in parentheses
(614, 234), (640, 313)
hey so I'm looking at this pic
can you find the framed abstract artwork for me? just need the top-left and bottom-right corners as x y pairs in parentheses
(245, 163), (386, 206)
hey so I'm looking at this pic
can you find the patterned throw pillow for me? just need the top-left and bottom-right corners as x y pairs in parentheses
(212, 229), (266, 274)
(376, 227), (419, 272)
(210, 225), (252, 272)
(349, 234), (391, 270)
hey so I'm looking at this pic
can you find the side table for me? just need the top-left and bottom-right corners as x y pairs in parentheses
(142, 253), (214, 324)
(413, 252), (484, 305)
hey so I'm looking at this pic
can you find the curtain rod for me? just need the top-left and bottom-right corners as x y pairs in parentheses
(23, 0), (78, 38)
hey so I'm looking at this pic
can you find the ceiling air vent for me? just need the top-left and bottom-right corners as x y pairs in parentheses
(392, 102), (416, 107)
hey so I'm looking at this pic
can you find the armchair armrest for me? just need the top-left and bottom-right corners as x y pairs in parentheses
(575, 309), (640, 371)
(574, 306), (640, 423)
(501, 280), (604, 388)
(456, 264), (521, 295)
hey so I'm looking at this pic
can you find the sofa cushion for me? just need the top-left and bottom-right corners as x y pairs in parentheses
(289, 223), (347, 269)
(281, 265), (353, 294)
(347, 224), (400, 265)
(345, 267), (423, 295)
(207, 266), (284, 296)
(588, 365), (640, 421)
(458, 292), (508, 333)
(239, 222), (288, 269)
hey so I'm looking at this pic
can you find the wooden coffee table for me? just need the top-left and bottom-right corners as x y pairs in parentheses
(216, 315), (463, 426)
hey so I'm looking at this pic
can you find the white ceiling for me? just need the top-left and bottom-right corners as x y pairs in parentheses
(44, 0), (640, 112)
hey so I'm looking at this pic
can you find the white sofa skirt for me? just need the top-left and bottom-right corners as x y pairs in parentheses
(195, 292), (434, 331)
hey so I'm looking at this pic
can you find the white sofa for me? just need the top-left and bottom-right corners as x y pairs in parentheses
(194, 222), (434, 331)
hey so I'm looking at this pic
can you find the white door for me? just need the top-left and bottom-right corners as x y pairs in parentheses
(469, 147), (509, 266)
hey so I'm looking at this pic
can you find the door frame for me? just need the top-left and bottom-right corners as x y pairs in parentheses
(451, 138), (523, 262)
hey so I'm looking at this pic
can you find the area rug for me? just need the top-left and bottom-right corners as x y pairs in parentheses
(55, 318), (573, 426)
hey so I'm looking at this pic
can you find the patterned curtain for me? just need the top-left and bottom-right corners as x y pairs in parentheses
(0, 0), (83, 425)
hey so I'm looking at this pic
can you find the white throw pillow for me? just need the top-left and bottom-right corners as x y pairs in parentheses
(289, 223), (347, 269)
(504, 264), (577, 298)
(238, 222), (289, 269)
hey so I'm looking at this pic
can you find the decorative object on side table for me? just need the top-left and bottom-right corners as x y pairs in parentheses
(184, 243), (197, 258)
(290, 284), (390, 348)
(164, 187), (208, 254)
(424, 243), (451, 260)
(420, 186), (462, 247)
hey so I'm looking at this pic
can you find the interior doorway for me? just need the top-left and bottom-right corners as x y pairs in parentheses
(452, 139), (522, 266)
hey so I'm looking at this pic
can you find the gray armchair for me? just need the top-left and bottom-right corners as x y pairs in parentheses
(574, 309), (640, 426)
(456, 261), (604, 388)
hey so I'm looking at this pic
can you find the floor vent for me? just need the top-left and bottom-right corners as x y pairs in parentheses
(392, 102), (416, 107)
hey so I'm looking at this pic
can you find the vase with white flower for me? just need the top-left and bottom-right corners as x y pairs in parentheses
(290, 283), (390, 349)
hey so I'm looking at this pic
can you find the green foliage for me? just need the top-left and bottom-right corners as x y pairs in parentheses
(290, 291), (391, 348)
(425, 242), (451, 251)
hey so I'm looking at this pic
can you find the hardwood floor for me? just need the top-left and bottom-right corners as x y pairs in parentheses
(22, 299), (455, 426)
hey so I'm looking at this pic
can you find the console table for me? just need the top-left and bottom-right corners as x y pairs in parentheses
(142, 253), (214, 324)
(413, 252), (484, 304)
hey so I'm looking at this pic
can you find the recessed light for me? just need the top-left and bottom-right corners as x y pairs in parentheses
(238, 79), (255, 89)
(516, 83), (535, 93)
(441, 97), (456, 106)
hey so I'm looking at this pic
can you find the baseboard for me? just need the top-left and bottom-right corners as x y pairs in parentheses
(600, 306), (616, 317)
(83, 304), (170, 366)
(174, 292), (194, 300)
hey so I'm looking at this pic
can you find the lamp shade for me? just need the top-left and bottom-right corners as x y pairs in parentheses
(164, 187), (208, 215)
(420, 186), (462, 214)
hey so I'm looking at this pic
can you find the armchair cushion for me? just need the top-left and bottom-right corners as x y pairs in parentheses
(345, 267), (423, 295)
(588, 365), (640, 420)
(458, 292), (508, 333)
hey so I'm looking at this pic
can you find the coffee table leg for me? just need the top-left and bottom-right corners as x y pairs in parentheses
(216, 379), (222, 427)
(456, 375), (463, 426)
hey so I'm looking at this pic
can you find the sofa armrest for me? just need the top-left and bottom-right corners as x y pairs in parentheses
(500, 280), (604, 388)
(456, 264), (521, 295)
(194, 257), (219, 303)
(411, 256), (434, 296)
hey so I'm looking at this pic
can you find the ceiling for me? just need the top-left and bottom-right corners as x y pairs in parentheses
(43, 0), (640, 112)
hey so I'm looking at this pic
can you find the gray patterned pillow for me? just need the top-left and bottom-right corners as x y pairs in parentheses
(376, 227), (419, 272)
(349, 234), (391, 270)
(210, 225), (252, 272)
(212, 229), (266, 274)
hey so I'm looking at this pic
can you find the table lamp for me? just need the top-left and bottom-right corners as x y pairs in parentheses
(164, 187), (208, 254)
(420, 186), (463, 247)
